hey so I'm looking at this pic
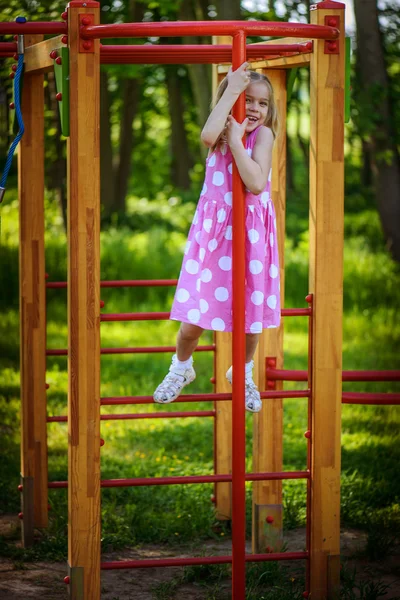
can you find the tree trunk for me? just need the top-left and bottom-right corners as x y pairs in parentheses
(354, 0), (400, 261)
(166, 66), (193, 189)
(114, 78), (139, 211)
(100, 70), (115, 218)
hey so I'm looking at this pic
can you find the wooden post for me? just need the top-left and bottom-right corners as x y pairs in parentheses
(309, 2), (345, 597)
(67, 3), (101, 599)
(18, 34), (48, 547)
(213, 40), (233, 520)
(252, 69), (287, 553)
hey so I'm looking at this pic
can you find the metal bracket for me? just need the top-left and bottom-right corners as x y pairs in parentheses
(79, 14), (94, 53)
(254, 504), (283, 554)
(53, 47), (70, 136)
(67, 564), (84, 599)
(20, 474), (34, 547)
(325, 16), (340, 54)
(266, 356), (277, 390)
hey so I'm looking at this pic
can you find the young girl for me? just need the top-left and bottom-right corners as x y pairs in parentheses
(154, 62), (280, 412)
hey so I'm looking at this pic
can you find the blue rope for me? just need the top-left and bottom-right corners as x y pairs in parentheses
(0, 54), (25, 198)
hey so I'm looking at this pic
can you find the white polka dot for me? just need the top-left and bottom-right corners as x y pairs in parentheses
(270, 232), (274, 247)
(269, 264), (278, 279)
(208, 153), (216, 167)
(251, 291), (264, 305)
(221, 144), (227, 156)
(246, 147), (253, 157)
(201, 268), (212, 283)
(250, 321), (262, 333)
(196, 278), (201, 292)
(200, 299), (209, 314)
(228, 162), (233, 174)
(193, 210), (199, 224)
(261, 192), (269, 208)
(203, 219), (213, 233)
(195, 231), (201, 244)
(249, 205), (254, 213)
(200, 183), (207, 196)
(208, 238), (218, 252)
(268, 169), (272, 182)
(211, 317), (226, 331)
(224, 192), (232, 206)
(188, 309), (201, 324)
(185, 259), (199, 275)
(184, 240), (191, 255)
(249, 260), (263, 275)
(212, 171), (224, 186)
(267, 295), (277, 309)
(269, 202), (273, 216)
(267, 324), (277, 329)
(224, 226), (232, 240)
(204, 201), (209, 212)
(274, 218), (277, 230)
(218, 256), (232, 271)
(215, 287), (229, 301)
(199, 247), (206, 262)
(176, 288), (190, 303)
(248, 229), (259, 244)
(217, 208), (226, 223)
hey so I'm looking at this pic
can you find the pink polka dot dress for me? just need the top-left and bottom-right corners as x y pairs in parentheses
(170, 125), (280, 334)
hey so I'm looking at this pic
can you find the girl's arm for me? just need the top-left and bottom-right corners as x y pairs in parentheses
(200, 63), (250, 148)
(227, 118), (274, 195)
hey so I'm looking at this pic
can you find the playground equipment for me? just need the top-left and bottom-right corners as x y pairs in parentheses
(1, 2), (400, 599)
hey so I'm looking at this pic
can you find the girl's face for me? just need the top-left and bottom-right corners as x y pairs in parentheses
(245, 81), (270, 133)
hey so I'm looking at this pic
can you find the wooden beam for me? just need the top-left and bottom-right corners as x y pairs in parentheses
(309, 3), (345, 598)
(213, 38), (233, 520)
(24, 35), (64, 73)
(67, 3), (101, 599)
(217, 52), (311, 73)
(18, 34), (48, 544)
(252, 69), (287, 553)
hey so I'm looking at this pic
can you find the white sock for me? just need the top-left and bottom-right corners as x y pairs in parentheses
(245, 360), (254, 375)
(173, 355), (193, 370)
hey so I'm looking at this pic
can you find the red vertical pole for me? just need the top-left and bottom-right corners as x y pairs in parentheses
(231, 30), (247, 600)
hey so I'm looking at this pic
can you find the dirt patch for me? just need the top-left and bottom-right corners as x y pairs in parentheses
(0, 515), (399, 599)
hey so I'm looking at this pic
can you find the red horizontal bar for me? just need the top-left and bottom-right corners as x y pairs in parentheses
(46, 279), (178, 289)
(82, 21), (339, 40)
(100, 389), (310, 406)
(342, 392), (400, 405)
(267, 369), (400, 382)
(48, 470), (309, 489)
(101, 308), (310, 322)
(0, 52), (13, 57)
(101, 551), (309, 570)
(0, 42), (17, 51)
(100, 43), (312, 64)
(47, 410), (215, 423)
(0, 22), (66, 35)
(46, 344), (215, 356)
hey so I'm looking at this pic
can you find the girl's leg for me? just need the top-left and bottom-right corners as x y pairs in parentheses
(176, 322), (204, 361)
(245, 333), (260, 363)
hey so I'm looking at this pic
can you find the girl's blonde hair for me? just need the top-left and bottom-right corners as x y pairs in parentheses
(212, 70), (279, 146)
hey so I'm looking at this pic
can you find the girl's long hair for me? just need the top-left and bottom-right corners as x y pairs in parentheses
(211, 70), (279, 150)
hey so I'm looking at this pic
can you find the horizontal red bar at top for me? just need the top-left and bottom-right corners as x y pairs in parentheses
(342, 392), (400, 405)
(100, 308), (311, 322)
(82, 21), (339, 40)
(47, 410), (215, 423)
(100, 390), (310, 405)
(267, 369), (400, 382)
(0, 22), (66, 35)
(46, 344), (215, 356)
(46, 279), (178, 288)
(101, 551), (309, 570)
(0, 52), (13, 57)
(48, 470), (310, 489)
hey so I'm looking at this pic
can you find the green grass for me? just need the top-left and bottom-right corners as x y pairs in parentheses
(0, 194), (400, 596)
